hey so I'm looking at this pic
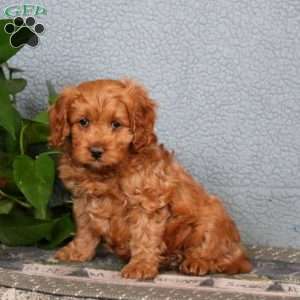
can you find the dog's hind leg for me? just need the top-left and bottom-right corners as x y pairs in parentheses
(179, 208), (252, 275)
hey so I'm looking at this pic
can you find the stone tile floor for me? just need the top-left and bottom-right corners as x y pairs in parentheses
(0, 245), (300, 299)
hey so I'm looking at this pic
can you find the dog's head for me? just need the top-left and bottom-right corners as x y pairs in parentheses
(49, 79), (156, 170)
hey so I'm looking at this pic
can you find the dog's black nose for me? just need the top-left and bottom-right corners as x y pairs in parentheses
(90, 147), (103, 160)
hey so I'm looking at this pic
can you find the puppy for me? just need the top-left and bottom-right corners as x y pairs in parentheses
(49, 79), (252, 279)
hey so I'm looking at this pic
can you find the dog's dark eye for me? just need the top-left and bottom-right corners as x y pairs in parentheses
(79, 118), (89, 127)
(111, 121), (121, 130)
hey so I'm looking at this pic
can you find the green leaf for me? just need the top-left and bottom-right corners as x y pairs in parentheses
(0, 199), (14, 214)
(0, 151), (19, 192)
(0, 151), (14, 181)
(0, 214), (54, 246)
(3, 129), (19, 153)
(22, 121), (49, 153)
(0, 79), (27, 95)
(0, 83), (21, 139)
(0, 66), (5, 80)
(18, 120), (49, 155)
(44, 214), (74, 249)
(33, 110), (49, 125)
(13, 154), (55, 220)
(0, 19), (34, 63)
(0, 129), (6, 151)
(46, 80), (58, 104)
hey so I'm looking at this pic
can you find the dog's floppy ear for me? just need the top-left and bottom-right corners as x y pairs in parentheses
(122, 79), (157, 151)
(48, 86), (79, 148)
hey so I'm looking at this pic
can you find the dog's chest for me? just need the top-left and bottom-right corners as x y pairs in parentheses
(82, 180), (131, 253)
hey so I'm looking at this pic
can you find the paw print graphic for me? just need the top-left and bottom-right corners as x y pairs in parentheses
(4, 16), (44, 48)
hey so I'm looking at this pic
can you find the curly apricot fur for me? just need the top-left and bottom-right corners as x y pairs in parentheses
(49, 79), (252, 279)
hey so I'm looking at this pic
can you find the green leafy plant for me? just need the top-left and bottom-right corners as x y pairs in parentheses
(0, 19), (74, 248)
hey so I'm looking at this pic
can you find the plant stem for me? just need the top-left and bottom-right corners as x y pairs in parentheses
(0, 189), (31, 208)
(19, 123), (28, 155)
(37, 151), (61, 157)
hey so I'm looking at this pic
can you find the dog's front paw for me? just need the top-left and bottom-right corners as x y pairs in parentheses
(55, 243), (94, 262)
(121, 261), (158, 280)
(179, 258), (209, 276)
